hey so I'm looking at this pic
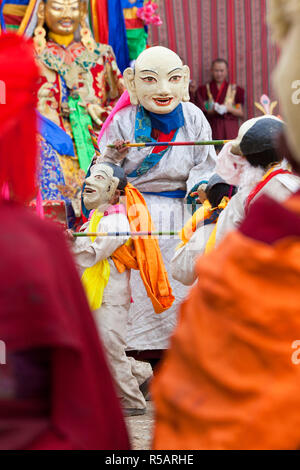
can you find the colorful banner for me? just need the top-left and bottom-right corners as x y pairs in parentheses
(108, 0), (130, 72)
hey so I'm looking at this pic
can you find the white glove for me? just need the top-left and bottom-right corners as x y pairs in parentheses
(214, 103), (227, 115)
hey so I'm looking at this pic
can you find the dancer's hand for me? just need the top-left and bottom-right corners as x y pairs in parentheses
(65, 229), (75, 244)
(191, 183), (207, 204)
(113, 139), (130, 154)
(196, 187), (207, 204)
(103, 139), (130, 163)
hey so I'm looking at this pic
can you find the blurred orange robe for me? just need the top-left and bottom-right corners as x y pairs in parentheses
(152, 190), (300, 450)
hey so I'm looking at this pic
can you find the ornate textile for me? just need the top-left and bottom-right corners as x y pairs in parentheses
(37, 39), (124, 203)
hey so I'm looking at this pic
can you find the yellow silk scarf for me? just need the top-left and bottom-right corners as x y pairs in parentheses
(178, 197), (229, 251)
(178, 199), (212, 248)
(204, 197), (229, 254)
(81, 210), (110, 311)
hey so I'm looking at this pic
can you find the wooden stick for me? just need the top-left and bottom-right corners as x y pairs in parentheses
(107, 140), (231, 149)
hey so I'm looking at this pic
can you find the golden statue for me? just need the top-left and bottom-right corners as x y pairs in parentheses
(33, 0), (125, 212)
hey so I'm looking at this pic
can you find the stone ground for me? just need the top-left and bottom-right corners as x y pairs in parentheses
(125, 401), (154, 450)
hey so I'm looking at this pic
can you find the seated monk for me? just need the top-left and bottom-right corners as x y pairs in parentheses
(151, 0), (300, 447)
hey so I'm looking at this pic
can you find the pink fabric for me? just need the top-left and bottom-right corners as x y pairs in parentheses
(216, 142), (249, 186)
(88, 209), (95, 221)
(104, 204), (127, 217)
(87, 204), (127, 221)
(98, 90), (131, 143)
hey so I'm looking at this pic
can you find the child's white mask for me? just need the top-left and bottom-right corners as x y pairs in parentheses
(83, 164), (119, 212)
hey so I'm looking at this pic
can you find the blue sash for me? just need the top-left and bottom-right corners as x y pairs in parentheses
(142, 190), (186, 199)
(128, 106), (180, 178)
(203, 208), (223, 225)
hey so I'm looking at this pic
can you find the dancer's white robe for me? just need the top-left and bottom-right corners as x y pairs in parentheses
(215, 168), (300, 245)
(171, 224), (214, 286)
(99, 102), (216, 350)
(73, 210), (151, 409)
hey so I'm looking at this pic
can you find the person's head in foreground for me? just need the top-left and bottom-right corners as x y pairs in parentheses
(0, 33), (129, 451)
(123, 46), (190, 114)
(151, 0), (300, 450)
(231, 115), (284, 167)
(216, 115), (286, 191)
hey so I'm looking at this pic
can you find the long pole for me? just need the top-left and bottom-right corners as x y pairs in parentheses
(73, 231), (179, 238)
(107, 140), (231, 149)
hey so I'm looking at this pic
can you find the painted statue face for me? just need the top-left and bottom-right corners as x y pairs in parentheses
(44, 0), (84, 36)
(124, 47), (190, 114)
(82, 164), (119, 211)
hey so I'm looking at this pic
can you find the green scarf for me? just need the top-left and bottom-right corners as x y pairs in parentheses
(68, 95), (95, 172)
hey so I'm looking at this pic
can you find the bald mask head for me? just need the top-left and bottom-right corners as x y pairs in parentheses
(123, 46), (190, 114)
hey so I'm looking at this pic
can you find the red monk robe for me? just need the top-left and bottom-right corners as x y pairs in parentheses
(191, 80), (244, 140)
(152, 190), (300, 450)
(0, 201), (130, 450)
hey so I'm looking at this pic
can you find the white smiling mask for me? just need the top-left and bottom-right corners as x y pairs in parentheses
(83, 164), (119, 212)
(123, 46), (190, 114)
